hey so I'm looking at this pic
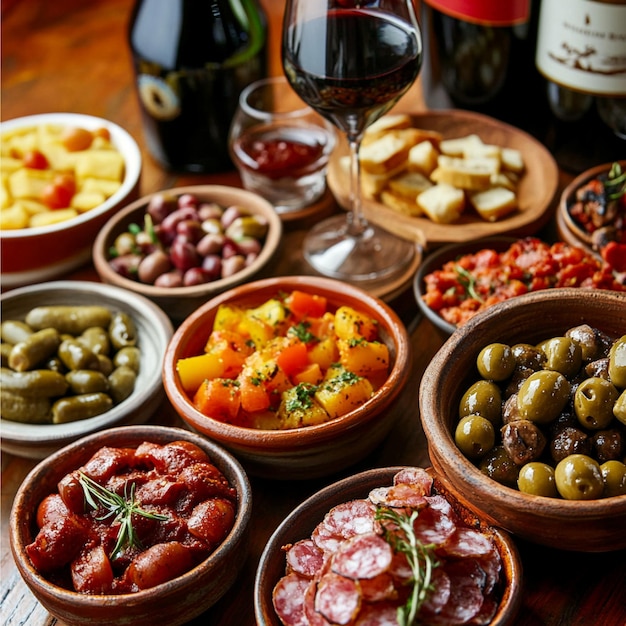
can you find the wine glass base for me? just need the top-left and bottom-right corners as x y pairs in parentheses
(303, 214), (417, 286)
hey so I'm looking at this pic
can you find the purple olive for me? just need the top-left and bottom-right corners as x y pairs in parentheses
(176, 219), (204, 244)
(138, 249), (172, 284)
(154, 270), (184, 288)
(221, 255), (246, 278)
(183, 267), (211, 286)
(220, 205), (242, 229)
(198, 202), (224, 221)
(170, 236), (201, 272)
(161, 207), (201, 235)
(177, 193), (199, 210)
(202, 254), (222, 280)
(222, 239), (239, 259)
(235, 236), (262, 257)
(196, 233), (225, 257)
(146, 193), (177, 224)
(109, 254), (142, 279)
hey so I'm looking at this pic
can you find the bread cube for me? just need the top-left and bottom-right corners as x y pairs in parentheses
(469, 187), (518, 222)
(407, 140), (439, 176)
(416, 183), (465, 224)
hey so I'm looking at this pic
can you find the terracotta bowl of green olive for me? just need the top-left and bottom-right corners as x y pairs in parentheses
(254, 466), (523, 625)
(420, 288), (626, 551)
(9, 425), (252, 626)
(162, 275), (411, 480)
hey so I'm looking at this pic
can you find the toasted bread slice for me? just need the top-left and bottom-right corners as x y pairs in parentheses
(387, 171), (433, 199)
(407, 140), (439, 176)
(501, 147), (525, 173)
(469, 186), (518, 222)
(439, 133), (484, 156)
(360, 129), (424, 175)
(431, 155), (500, 190)
(416, 183), (465, 224)
(363, 114), (413, 145)
(380, 189), (424, 216)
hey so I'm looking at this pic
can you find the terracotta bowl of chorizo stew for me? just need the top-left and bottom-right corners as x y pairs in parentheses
(557, 160), (625, 267)
(420, 288), (626, 552)
(254, 466), (523, 626)
(1, 280), (173, 460)
(162, 275), (411, 480)
(93, 184), (283, 322)
(413, 235), (626, 336)
(9, 424), (252, 626)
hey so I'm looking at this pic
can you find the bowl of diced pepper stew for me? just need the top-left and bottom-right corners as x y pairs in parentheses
(1, 113), (141, 288)
(162, 275), (412, 479)
(9, 424), (252, 626)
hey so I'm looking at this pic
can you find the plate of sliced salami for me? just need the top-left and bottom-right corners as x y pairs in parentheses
(254, 466), (522, 626)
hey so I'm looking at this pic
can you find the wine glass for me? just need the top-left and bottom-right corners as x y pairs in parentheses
(282, 0), (423, 285)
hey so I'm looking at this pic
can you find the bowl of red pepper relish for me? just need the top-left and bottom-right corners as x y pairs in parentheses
(162, 275), (411, 480)
(558, 160), (626, 272)
(254, 466), (523, 626)
(9, 425), (252, 626)
(414, 236), (626, 335)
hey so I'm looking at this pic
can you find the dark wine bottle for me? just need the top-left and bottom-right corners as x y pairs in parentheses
(128, 0), (267, 173)
(535, 0), (626, 173)
(420, 0), (546, 134)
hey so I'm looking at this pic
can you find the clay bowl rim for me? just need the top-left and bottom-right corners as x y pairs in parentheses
(413, 235), (518, 336)
(0, 280), (174, 457)
(254, 465), (523, 626)
(9, 425), (253, 612)
(0, 112), (141, 241)
(419, 288), (626, 530)
(162, 275), (412, 449)
(93, 184), (283, 299)
(558, 159), (626, 247)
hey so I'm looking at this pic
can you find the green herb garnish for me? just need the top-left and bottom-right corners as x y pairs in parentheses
(454, 263), (484, 303)
(78, 472), (169, 559)
(288, 321), (317, 343)
(376, 507), (439, 626)
(606, 162), (625, 202)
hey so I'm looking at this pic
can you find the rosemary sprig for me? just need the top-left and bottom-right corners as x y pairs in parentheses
(376, 507), (439, 626)
(454, 263), (484, 303)
(78, 472), (169, 559)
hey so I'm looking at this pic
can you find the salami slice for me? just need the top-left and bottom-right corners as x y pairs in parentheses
(368, 483), (428, 509)
(312, 521), (342, 553)
(393, 467), (433, 494)
(331, 533), (393, 580)
(322, 499), (378, 538)
(441, 527), (495, 559)
(303, 580), (332, 626)
(315, 572), (362, 626)
(354, 601), (401, 626)
(358, 572), (396, 602)
(412, 505), (457, 545)
(273, 572), (311, 626)
(418, 567), (452, 619)
(286, 539), (326, 579)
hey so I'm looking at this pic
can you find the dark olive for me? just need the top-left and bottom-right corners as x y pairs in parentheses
(454, 414), (495, 460)
(476, 343), (515, 381)
(517, 462), (558, 497)
(501, 419), (547, 466)
(459, 379), (502, 426)
(479, 445), (520, 487)
(550, 425), (592, 463)
(555, 454), (604, 500)
(574, 377), (619, 430)
(591, 429), (625, 463)
(517, 370), (571, 424)
(565, 324), (603, 362)
(511, 343), (546, 371)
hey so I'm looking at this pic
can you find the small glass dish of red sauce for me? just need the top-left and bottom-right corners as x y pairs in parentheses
(229, 76), (336, 214)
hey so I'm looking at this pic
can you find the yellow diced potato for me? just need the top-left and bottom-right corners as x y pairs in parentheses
(278, 386), (330, 428)
(0, 178), (11, 210)
(4, 132), (39, 157)
(307, 337), (338, 371)
(81, 177), (122, 197)
(315, 369), (374, 418)
(91, 136), (114, 150)
(71, 190), (106, 212)
(0, 156), (24, 174)
(213, 304), (245, 333)
(0, 204), (30, 229)
(14, 198), (50, 215)
(29, 208), (78, 227)
(41, 144), (77, 171)
(334, 306), (378, 341)
(337, 338), (390, 376)
(8, 168), (53, 199)
(74, 150), (125, 181)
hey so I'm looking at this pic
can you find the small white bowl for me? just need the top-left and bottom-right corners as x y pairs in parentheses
(1, 280), (174, 459)
(1, 113), (141, 288)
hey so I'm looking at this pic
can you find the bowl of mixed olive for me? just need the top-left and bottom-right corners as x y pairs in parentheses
(93, 185), (282, 322)
(419, 288), (626, 552)
(1, 281), (173, 459)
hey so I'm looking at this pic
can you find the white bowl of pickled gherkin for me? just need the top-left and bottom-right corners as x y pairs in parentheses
(419, 288), (626, 552)
(1, 280), (174, 459)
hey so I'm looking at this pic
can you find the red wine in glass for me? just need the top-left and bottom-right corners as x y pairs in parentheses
(282, 0), (422, 284)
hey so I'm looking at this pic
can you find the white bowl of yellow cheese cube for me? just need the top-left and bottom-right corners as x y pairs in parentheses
(0, 113), (141, 287)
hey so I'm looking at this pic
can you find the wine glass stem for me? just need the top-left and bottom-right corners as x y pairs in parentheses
(346, 137), (368, 237)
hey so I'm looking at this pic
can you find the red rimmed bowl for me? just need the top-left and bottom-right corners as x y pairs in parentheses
(9, 425), (252, 626)
(162, 276), (411, 479)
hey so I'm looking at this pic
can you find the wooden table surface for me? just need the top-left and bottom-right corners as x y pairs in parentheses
(2, 1), (625, 625)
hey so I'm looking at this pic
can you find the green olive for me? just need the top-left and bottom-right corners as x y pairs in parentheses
(517, 370), (571, 424)
(113, 346), (141, 373)
(614, 390), (626, 426)
(476, 343), (515, 381)
(609, 336), (626, 388)
(455, 414), (495, 460)
(479, 445), (520, 487)
(517, 462), (558, 497)
(600, 460), (626, 497)
(574, 377), (619, 430)
(78, 327), (111, 356)
(554, 454), (604, 500)
(459, 380), (502, 426)
(540, 336), (582, 378)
